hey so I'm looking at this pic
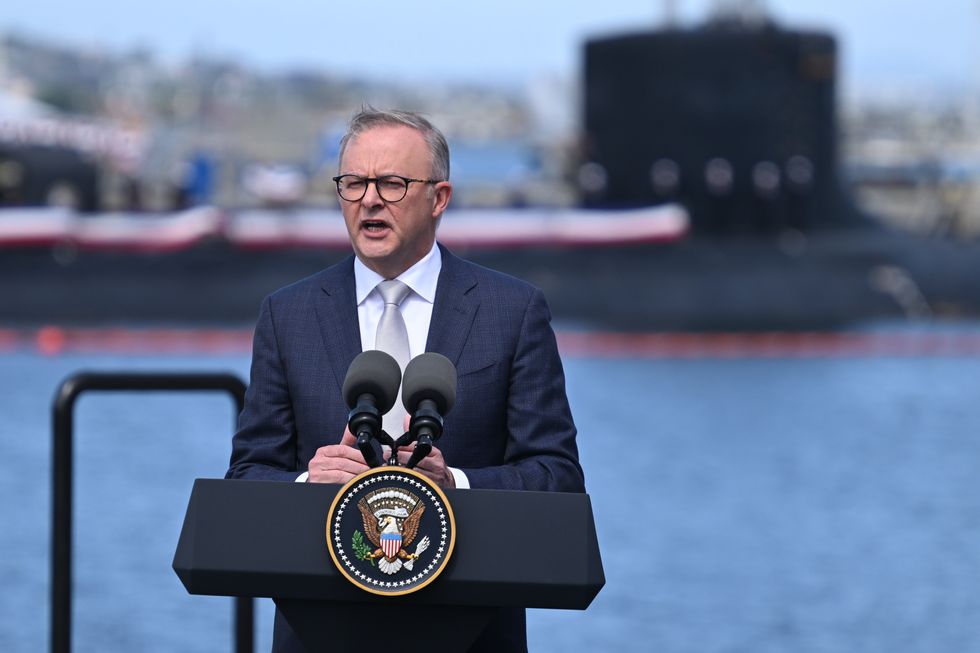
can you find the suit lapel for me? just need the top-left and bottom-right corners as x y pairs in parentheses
(314, 257), (362, 389)
(426, 245), (479, 366)
(314, 247), (478, 384)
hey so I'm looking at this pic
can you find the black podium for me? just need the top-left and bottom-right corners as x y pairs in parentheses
(173, 479), (604, 651)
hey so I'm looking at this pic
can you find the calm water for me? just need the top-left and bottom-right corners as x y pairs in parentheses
(2, 334), (980, 652)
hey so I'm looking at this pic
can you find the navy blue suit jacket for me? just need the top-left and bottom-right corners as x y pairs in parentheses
(226, 245), (583, 652)
(227, 244), (584, 492)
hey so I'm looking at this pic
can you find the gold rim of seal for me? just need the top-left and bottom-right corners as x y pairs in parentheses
(325, 466), (457, 596)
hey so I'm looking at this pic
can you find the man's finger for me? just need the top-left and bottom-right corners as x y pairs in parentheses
(312, 455), (368, 476)
(309, 469), (358, 484)
(316, 444), (366, 464)
(340, 426), (357, 447)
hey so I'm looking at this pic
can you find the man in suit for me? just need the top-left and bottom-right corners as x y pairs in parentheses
(227, 109), (583, 651)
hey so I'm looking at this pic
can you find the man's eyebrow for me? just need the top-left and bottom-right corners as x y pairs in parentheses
(338, 171), (404, 177)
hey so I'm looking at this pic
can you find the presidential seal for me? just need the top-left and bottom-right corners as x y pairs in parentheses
(326, 467), (455, 596)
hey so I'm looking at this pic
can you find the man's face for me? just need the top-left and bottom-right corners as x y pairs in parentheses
(338, 125), (451, 278)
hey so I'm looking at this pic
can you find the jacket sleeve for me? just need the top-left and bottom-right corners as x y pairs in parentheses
(226, 295), (304, 482)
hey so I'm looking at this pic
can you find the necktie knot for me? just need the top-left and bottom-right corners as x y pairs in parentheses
(377, 279), (410, 307)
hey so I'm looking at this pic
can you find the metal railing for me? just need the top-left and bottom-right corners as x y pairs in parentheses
(51, 371), (253, 653)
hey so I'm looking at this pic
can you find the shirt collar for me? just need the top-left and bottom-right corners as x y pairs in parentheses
(354, 242), (442, 305)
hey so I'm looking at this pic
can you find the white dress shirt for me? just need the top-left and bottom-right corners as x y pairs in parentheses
(297, 242), (469, 488)
(354, 242), (441, 361)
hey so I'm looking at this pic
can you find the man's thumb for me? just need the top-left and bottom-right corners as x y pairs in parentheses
(341, 426), (357, 447)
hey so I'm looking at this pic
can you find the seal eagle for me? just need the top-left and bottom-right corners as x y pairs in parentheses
(358, 498), (429, 575)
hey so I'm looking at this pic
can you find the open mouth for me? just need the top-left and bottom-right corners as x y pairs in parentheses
(362, 220), (390, 233)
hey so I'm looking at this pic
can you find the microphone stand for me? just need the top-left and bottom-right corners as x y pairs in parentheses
(392, 399), (444, 469)
(349, 393), (395, 468)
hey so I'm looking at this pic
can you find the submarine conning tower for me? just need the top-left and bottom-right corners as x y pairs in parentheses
(581, 14), (855, 235)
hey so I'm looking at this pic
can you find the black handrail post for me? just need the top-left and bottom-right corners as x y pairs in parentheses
(51, 371), (253, 653)
(52, 378), (79, 653)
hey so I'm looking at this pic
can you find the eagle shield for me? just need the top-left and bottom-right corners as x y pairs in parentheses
(381, 532), (401, 559)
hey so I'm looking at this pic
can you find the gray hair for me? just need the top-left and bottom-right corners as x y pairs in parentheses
(338, 108), (450, 181)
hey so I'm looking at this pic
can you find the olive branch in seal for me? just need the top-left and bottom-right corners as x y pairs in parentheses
(351, 530), (375, 566)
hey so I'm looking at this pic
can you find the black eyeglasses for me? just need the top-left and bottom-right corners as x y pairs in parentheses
(332, 174), (441, 203)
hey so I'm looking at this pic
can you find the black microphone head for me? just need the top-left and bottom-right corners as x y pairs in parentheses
(342, 350), (401, 414)
(402, 352), (457, 415)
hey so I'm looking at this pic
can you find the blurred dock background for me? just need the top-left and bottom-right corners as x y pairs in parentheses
(3, 1), (980, 330)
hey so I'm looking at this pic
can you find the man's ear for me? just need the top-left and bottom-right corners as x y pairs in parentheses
(431, 181), (452, 217)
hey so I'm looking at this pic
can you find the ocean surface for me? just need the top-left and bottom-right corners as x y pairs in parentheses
(2, 325), (980, 652)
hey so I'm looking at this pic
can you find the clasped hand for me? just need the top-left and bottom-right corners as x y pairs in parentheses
(307, 419), (455, 488)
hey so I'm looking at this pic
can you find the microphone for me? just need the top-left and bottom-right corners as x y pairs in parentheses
(396, 352), (457, 469)
(342, 350), (402, 468)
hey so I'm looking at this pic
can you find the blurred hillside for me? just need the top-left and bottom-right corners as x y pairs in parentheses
(0, 31), (575, 210)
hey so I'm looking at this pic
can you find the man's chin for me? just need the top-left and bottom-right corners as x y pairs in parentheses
(355, 237), (397, 260)
(354, 246), (403, 276)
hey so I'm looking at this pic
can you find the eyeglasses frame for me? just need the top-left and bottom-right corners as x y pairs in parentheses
(331, 174), (442, 203)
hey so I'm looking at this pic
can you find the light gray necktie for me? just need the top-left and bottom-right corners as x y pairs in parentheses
(375, 279), (411, 438)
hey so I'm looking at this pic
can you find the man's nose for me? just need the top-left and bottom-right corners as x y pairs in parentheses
(361, 180), (384, 207)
